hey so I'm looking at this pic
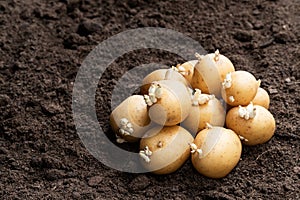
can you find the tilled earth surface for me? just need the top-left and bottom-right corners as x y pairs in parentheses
(0, 0), (299, 199)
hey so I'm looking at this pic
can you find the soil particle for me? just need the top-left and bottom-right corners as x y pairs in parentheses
(44, 169), (66, 181)
(88, 175), (104, 187)
(293, 166), (300, 175)
(77, 19), (103, 36)
(234, 29), (253, 42)
(273, 31), (296, 44)
(128, 175), (151, 191)
(30, 155), (64, 169)
(40, 101), (64, 115)
(0, 94), (11, 106)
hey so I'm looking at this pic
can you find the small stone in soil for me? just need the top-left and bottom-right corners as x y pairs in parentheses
(234, 30), (253, 42)
(0, 94), (11, 106)
(285, 78), (291, 83)
(44, 169), (66, 181)
(293, 166), (300, 174)
(128, 175), (151, 191)
(268, 88), (278, 94)
(77, 19), (103, 36)
(88, 176), (103, 187)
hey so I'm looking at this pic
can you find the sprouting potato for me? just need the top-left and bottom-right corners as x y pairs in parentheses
(190, 125), (242, 178)
(226, 103), (276, 146)
(181, 89), (226, 136)
(145, 80), (192, 126)
(139, 125), (194, 174)
(110, 50), (276, 178)
(110, 95), (151, 143)
(175, 60), (198, 84)
(221, 70), (260, 106)
(140, 68), (189, 94)
(191, 50), (235, 97)
(252, 87), (270, 109)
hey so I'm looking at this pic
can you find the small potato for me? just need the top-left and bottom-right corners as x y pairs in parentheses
(140, 68), (188, 94)
(176, 60), (198, 84)
(190, 126), (242, 178)
(221, 70), (260, 106)
(191, 50), (235, 97)
(181, 90), (226, 136)
(146, 80), (192, 126)
(252, 87), (270, 109)
(110, 95), (151, 143)
(139, 125), (194, 174)
(226, 103), (276, 146)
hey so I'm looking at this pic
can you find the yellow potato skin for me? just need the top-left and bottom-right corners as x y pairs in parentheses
(140, 69), (188, 94)
(226, 105), (276, 146)
(252, 87), (270, 109)
(110, 95), (150, 142)
(192, 127), (242, 178)
(140, 126), (194, 174)
(176, 60), (197, 84)
(191, 53), (235, 96)
(191, 70), (210, 94)
(148, 80), (191, 126)
(181, 97), (225, 135)
(221, 71), (259, 106)
(211, 54), (235, 81)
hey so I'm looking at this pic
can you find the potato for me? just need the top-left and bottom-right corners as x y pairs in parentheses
(191, 50), (235, 97)
(140, 68), (188, 94)
(181, 90), (226, 135)
(145, 80), (192, 126)
(190, 126), (242, 178)
(252, 87), (270, 109)
(176, 60), (198, 84)
(139, 125), (194, 174)
(221, 70), (260, 106)
(110, 95), (151, 143)
(226, 103), (276, 146)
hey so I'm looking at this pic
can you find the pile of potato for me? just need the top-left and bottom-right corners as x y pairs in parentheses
(110, 50), (276, 178)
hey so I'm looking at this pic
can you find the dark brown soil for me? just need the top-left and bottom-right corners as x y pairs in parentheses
(1, 0), (299, 199)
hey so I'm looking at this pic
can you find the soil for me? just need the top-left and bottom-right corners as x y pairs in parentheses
(1, 0), (299, 199)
